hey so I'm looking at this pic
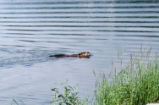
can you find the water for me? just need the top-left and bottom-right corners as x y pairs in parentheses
(0, 0), (159, 104)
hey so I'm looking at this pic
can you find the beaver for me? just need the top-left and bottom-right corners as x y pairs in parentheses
(49, 52), (91, 58)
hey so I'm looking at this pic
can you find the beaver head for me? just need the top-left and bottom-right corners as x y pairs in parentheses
(78, 52), (91, 58)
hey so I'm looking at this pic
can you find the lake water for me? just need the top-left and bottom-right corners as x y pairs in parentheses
(0, 0), (159, 105)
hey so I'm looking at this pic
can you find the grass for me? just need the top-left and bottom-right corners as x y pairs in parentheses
(94, 49), (159, 105)
(51, 85), (89, 105)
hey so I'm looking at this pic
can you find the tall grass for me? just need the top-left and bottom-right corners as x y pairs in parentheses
(94, 49), (159, 105)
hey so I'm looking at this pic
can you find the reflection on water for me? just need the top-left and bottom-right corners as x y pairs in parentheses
(0, 0), (159, 104)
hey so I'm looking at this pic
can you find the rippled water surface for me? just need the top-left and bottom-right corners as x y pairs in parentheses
(0, 0), (159, 104)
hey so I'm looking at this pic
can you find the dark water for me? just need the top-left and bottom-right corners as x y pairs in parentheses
(0, 0), (159, 104)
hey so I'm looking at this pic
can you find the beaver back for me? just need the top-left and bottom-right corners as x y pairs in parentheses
(49, 54), (69, 58)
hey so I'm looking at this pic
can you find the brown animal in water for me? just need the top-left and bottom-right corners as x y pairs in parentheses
(49, 52), (91, 58)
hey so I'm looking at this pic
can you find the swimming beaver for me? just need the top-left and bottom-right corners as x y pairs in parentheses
(49, 52), (91, 58)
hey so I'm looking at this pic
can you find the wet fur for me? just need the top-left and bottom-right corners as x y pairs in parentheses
(49, 52), (91, 58)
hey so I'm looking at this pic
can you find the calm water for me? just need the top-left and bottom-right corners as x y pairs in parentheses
(0, 0), (159, 104)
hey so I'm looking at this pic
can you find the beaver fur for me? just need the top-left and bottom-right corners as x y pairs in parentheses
(49, 52), (91, 58)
